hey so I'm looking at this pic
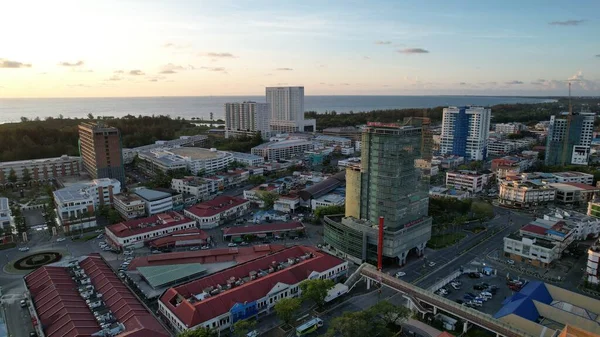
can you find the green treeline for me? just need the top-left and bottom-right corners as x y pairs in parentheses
(0, 115), (206, 162)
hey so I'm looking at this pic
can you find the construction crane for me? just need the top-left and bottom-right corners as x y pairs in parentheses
(560, 82), (573, 166)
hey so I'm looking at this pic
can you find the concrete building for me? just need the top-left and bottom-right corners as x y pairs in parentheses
(504, 218), (574, 267)
(549, 183), (600, 205)
(230, 152), (265, 166)
(112, 193), (146, 219)
(545, 112), (595, 166)
(498, 179), (556, 209)
(314, 135), (352, 148)
(588, 240), (600, 285)
(487, 138), (537, 156)
(494, 281), (600, 336)
(446, 170), (488, 193)
(337, 157), (361, 168)
(545, 208), (600, 241)
(0, 197), (12, 229)
(440, 106), (491, 161)
(134, 188), (173, 216)
(158, 246), (347, 334)
(311, 192), (345, 210)
(171, 176), (218, 201)
(491, 155), (537, 179)
(105, 211), (196, 249)
(224, 102), (271, 139)
(184, 195), (250, 229)
(122, 135), (208, 164)
(139, 147), (233, 175)
(266, 86), (315, 133)
(0, 155), (82, 185)
(243, 183), (282, 207)
(322, 126), (362, 143)
(552, 171), (594, 185)
(324, 121), (432, 265)
(431, 155), (464, 170)
(54, 178), (121, 232)
(251, 139), (314, 161)
(274, 194), (301, 213)
(222, 222), (305, 241)
(429, 186), (471, 200)
(495, 123), (526, 134)
(78, 122), (125, 184)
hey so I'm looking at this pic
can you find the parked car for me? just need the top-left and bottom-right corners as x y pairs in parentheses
(56, 238), (66, 242)
(201, 245), (210, 250)
(468, 272), (481, 279)
(124, 251), (133, 256)
(428, 262), (436, 267)
(20, 300), (27, 307)
(97, 234), (104, 239)
(240, 242), (249, 246)
(473, 284), (487, 290)
(450, 282), (461, 290)
(228, 243), (238, 247)
(395, 271), (406, 278)
(151, 249), (161, 254)
(466, 292), (476, 298)
(455, 299), (464, 304)
(507, 259), (515, 265)
(189, 246), (200, 251)
(19, 247), (30, 252)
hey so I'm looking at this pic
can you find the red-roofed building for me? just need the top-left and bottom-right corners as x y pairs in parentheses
(222, 222), (305, 241)
(158, 246), (347, 333)
(549, 182), (600, 205)
(105, 211), (196, 249)
(25, 255), (169, 337)
(184, 196), (250, 229)
(149, 228), (210, 249)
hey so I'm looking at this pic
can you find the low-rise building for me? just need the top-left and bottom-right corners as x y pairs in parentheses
(338, 157), (361, 168)
(105, 211), (196, 249)
(158, 246), (347, 334)
(494, 122), (526, 134)
(322, 126), (361, 142)
(251, 139), (314, 161)
(446, 170), (489, 193)
(0, 155), (81, 185)
(587, 239), (600, 285)
(113, 193), (146, 219)
(138, 147), (233, 175)
(487, 138), (537, 156)
(491, 155), (536, 179)
(414, 159), (440, 178)
(148, 228), (210, 249)
(274, 194), (301, 213)
(54, 178), (121, 232)
(498, 179), (556, 209)
(545, 208), (600, 241)
(0, 197), (12, 229)
(243, 183), (282, 207)
(549, 183), (600, 205)
(552, 171), (594, 185)
(171, 176), (218, 201)
(222, 222), (305, 242)
(504, 218), (574, 267)
(184, 196), (250, 229)
(230, 152), (265, 166)
(429, 186), (471, 200)
(311, 192), (345, 210)
(431, 155), (464, 170)
(122, 135), (208, 164)
(134, 188), (174, 216)
(314, 135), (352, 148)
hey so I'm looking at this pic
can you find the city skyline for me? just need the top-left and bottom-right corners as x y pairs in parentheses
(1, 0), (599, 98)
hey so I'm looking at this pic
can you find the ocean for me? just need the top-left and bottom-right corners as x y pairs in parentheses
(0, 96), (554, 123)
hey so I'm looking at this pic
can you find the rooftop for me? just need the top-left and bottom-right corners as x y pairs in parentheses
(138, 263), (207, 289)
(134, 188), (172, 202)
(0, 155), (80, 168)
(314, 135), (352, 142)
(169, 147), (222, 160)
(313, 193), (345, 204)
(107, 212), (194, 238)
(549, 183), (599, 192)
(222, 221), (305, 236)
(253, 139), (312, 150)
(299, 171), (346, 201)
(0, 197), (9, 211)
(230, 152), (264, 160)
(185, 195), (249, 218)
(114, 193), (144, 204)
(149, 228), (209, 248)
(553, 171), (594, 178)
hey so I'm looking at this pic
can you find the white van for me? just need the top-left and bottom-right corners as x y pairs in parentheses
(480, 291), (492, 298)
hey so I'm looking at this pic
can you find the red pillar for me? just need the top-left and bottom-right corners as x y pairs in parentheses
(378, 216), (384, 271)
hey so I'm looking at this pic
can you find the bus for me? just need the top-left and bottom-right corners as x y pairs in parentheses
(296, 317), (324, 336)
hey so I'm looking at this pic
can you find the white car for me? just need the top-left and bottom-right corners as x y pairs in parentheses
(201, 245), (210, 250)
(228, 243), (238, 247)
(507, 259), (515, 265)
(428, 262), (436, 267)
(56, 238), (66, 242)
(19, 247), (30, 252)
(395, 271), (406, 278)
(124, 251), (133, 256)
(189, 246), (200, 251)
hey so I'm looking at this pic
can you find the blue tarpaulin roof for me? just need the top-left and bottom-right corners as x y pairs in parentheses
(494, 281), (552, 321)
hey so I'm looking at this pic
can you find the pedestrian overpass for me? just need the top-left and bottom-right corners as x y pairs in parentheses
(357, 264), (530, 337)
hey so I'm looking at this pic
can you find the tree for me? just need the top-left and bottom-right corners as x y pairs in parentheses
(107, 208), (122, 224)
(228, 161), (247, 170)
(87, 113), (94, 120)
(177, 327), (216, 337)
(232, 319), (256, 337)
(324, 310), (387, 337)
(257, 191), (279, 209)
(8, 168), (17, 184)
(367, 301), (411, 327)
(314, 205), (345, 220)
(20, 116), (29, 123)
(248, 175), (266, 185)
(299, 278), (335, 309)
(22, 168), (31, 183)
(196, 169), (206, 177)
(274, 297), (301, 327)
(468, 160), (483, 171)
(12, 206), (27, 234)
(470, 200), (494, 220)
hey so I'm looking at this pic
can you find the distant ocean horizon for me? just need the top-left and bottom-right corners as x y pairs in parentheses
(0, 95), (555, 123)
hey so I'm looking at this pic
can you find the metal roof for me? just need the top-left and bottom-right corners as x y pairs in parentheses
(138, 263), (207, 289)
(134, 188), (172, 202)
(299, 171), (346, 201)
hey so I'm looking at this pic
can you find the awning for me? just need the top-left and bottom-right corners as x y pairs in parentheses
(232, 237), (243, 243)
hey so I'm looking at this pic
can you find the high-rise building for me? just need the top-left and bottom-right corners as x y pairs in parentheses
(440, 106), (491, 161)
(78, 122), (126, 185)
(266, 86), (316, 133)
(545, 112), (595, 166)
(323, 121), (432, 266)
(224, 101), (270, 139)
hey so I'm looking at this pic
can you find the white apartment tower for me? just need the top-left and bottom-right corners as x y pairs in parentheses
(224, 102), (270, 139)
(440, 106), (492, 161)
(267, 86), (313, 133)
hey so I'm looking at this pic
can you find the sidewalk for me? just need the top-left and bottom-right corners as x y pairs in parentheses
(404, 318), (443, 337)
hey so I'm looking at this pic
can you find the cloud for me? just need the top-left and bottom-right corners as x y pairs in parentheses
(568, 71), (584, 82)
(276, 67), (293, 71)
(200, 66), (227, 74)
(459, 82), (467, 86)
(159, 63), (195, 74)
(398, 48), (429, 54)
(163, 43), (175, 48)
(204, 52), (236, 58)
(375, 40), (392, 45)
(505, 80), (524, 85)
(363, 56), (371, 60)
(160, 70), (177, 74)
(129, 70), (145, 76)
(549, 20), (585, 26)
(114, 70), (124, 74)
(107, 75), (122, 81)
(596, 54), (600, 58)
(340, 83), (350, 86)
(0, 59), (32, 68)
(58, 60), (84, 67)
(67, 84), (91, 88)
(149, 79), (158, 82)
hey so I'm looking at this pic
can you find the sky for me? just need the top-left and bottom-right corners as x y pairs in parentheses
(1, 0), (599, 98)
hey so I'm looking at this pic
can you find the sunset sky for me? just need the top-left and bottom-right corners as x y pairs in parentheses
(1, 0), (599, 98)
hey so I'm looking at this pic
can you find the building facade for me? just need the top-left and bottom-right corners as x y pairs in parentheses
(171, 177), (218, 201)
(113, 193), (146, 219)
(230, 152), (265, 166)
(266, 86), (315, 133)
(0, 198), (12, 229)
(495, 123), (526, 134)
(0, 155), (82, 185)
(324, 121), (432, 266)
(122, 135), (208, 164)
(78, 122), (125, 184)
(224, 102), (270, 139)
(552, 171), (594, 185)
(440, 106), (491, 161)
(251, 139), (314, 161)
(588, 240), (600, 285)
(134, 188), (174, 216)
(138, 148), (234, 175)
(184, 196), (250, 229)
(498, 179), (556, 209)
(446, 170), (487, 193)
(545, 112), (595, 166)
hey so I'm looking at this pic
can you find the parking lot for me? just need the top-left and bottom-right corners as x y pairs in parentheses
(442, 272), (515, 315)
